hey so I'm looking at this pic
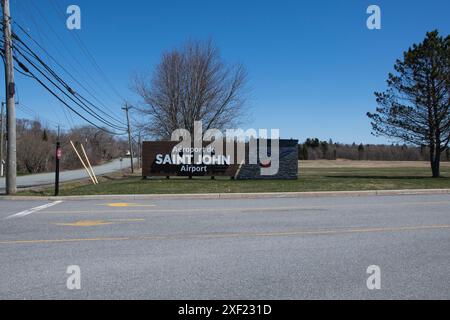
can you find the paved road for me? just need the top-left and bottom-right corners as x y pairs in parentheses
(0, 158), (132, 192)
(0, 194), (449, 299)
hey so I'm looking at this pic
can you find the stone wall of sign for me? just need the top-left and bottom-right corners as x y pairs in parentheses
(236, 139), (298, 180)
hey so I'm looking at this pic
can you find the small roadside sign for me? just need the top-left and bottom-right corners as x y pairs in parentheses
(56, 148), (62, 160)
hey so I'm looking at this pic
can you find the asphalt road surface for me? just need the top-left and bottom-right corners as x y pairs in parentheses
(0, 194), (449, 299)
(0, 158), (132, 192)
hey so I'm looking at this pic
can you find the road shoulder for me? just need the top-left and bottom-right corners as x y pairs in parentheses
(1, 188), (450, 201)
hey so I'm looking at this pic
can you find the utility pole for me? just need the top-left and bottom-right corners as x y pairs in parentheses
(0, 100), (17, 177)
(122, 103), (134, 173)
(138, 131), (142, 169)
(54, 126), (61, 196)
(0, 102), (4, 177)
(2, 0), (17, 194)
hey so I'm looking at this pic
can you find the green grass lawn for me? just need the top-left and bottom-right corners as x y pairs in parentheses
(20, 166), (450, 196)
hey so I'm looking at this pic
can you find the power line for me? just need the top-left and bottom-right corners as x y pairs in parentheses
(17, 102), (62, 127)
(8, 37), (128, 131)
(9, 33), (127, 128)
(10, 4), (77, 130)
(28, 0), (124, 117)
(47, 0), (125, 102)
(1, 35), (128, 136)
(12, 19), (123, 121)
(6, 1), (129, 132)
(2, 25), (79, 129)
(13, 53), (125, 135)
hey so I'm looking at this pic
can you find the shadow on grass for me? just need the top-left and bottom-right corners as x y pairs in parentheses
(325, 175), (449, 180)
(101, 174), (144, 181)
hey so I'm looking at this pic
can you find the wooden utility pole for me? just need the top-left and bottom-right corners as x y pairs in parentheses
(0, 102), (4, 177)
(122, 103), (134, 173)
(2, 0), (17, 194)
(54, 126), (61, 196)
(138, 131), (142, 169)
(0, 100), (16, 177)
(54, 141), (61, 196)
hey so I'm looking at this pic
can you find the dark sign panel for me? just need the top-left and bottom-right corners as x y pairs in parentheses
(142, 140), (298, 179)
(142, 141), (239, 177)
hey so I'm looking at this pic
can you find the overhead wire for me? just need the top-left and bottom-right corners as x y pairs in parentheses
(1, 36), (127, 133)
(10, 30), (127, 128)
(1, 2), (128, 135)
(1, 38), (126, 133)
(28, 0), (124, 118)
(11, 1), (77, 129)
(13, 46), (127, 132)
(12, 19), (124, 122)
(48, 0), (125, 102)
(14, 55), (122, 135)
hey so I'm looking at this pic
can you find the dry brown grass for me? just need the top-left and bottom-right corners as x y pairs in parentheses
(300, 159), (450, 168)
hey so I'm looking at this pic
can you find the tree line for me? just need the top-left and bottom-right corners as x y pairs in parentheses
(10, 120), (450, 174)
(13, 118), (127, 174)
(298, 138), (450, 161)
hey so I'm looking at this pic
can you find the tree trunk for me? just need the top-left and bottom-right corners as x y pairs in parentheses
(431, 153), (440, 178)
(429, 144), (441, 178)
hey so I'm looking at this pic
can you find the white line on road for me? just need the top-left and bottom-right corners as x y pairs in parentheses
(5, 201), (63, 220)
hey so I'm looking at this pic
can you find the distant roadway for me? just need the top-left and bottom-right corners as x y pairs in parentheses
(0, 158), (131, 192)
(0, 194), (449, 299)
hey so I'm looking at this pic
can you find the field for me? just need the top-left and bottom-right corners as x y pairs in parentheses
(300, 159), (449, 168)
(20, 160), (450, 196)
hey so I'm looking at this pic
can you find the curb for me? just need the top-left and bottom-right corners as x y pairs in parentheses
(1, 189), (450, 201)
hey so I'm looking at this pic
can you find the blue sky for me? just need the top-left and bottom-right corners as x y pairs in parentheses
(6, 0), (450, 143)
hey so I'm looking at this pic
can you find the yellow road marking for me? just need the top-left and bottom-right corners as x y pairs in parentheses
(53, 218), (145, 227)
(1, 224), (449, 245)
(109, 218), (145, 222)
(55, 220), (114, 227)
(138, 224), (450, 240)
(0, 237), (130, 245)
(102, 203), (155, 208)
(44, 200), (450, 215)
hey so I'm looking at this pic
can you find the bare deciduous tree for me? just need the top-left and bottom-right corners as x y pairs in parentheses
(17, 120), (52, 174)
(15, 119), (127, 174)
(131, 40), (248, 139)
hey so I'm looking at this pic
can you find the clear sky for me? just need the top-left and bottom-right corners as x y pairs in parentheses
(5, 0), (450, 143)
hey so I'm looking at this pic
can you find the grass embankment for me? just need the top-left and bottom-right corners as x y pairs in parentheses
(20, 161), (450, 196)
